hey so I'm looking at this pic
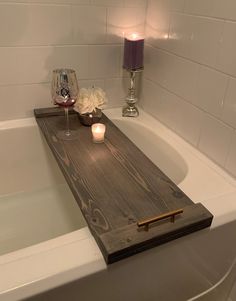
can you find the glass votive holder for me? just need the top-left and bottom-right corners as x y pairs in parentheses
(91, 123), (106, 143)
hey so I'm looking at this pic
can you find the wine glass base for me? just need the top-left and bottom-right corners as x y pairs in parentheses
(56, 130), (79, 141)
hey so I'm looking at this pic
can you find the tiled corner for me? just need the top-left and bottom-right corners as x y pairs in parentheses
(143, 0), (236, 177)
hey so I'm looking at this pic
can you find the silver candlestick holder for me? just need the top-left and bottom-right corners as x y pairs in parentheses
(122, 69), (142, 117)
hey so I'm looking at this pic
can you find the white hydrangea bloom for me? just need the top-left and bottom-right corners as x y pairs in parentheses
(74, 87), (107, 114)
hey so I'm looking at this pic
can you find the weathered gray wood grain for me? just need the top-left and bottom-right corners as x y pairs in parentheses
(34, 107), (213, 264)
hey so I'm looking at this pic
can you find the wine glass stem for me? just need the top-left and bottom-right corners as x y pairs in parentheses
(64, 107), (70, 137)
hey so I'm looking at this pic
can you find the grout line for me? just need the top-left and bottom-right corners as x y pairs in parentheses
(182, 0), (186, 13)
(0, 43), (123, 48)
(196, 112), (204, 149)
(0, 77), (125, 88)
(223, 128), (234, 169)
(220, 75), (231, 122)
(172, 10), (236, 23)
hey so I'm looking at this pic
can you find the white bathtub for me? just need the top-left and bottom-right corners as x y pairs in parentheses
(1, 108), (236, 301)
(0, 119), (87, 256)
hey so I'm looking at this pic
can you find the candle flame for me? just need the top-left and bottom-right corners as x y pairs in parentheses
(94, 127), (101, 133)
(126, 32), (144, 41)
(131, 33), (138, 40)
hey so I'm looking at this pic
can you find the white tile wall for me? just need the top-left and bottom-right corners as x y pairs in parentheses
(141, 78), (203, 145)
(2, 0), (236, 177)
(198, 114), (233, 167)
(191, 66), (228, 118)
(0, 0), (147, 120)
(142, 0), (236, 177)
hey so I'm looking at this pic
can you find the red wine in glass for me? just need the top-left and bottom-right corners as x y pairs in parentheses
(51, 69), (79, 140)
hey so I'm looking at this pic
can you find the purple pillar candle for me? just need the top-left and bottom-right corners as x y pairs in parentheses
(123, 33), (144, 71)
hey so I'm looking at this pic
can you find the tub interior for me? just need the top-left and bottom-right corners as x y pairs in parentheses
(111, 119), (188, 184)
(0, 123), (87, 256)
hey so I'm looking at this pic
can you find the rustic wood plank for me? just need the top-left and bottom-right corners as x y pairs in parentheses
(34, 107), (75, 118)
(100, 203), (212, 263)
(35, 107), (213, 264)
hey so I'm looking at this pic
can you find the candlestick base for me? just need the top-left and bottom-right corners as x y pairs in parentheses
(122, 105), (139, 117)
(122, 69), (142, 118)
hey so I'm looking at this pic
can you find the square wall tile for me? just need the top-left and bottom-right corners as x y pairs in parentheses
(105, 77), (129, 108)
(72, 6), (106, 44)
(140, 78), (164, 116)
(0, 83), (51, 120)
(168, 13), (195, 58)
(216, 21), (236, 77)
(184, 0), (215, 17)
(88, 45), (121, 79)
(159, 90), (202, 146)
(28, 4), (72, 45)
(190, 66), (228, 118)
(0, 4), (72, 46)
(144, 46), (199, 102)
(0, 4), (30, 46)
(0, 46), (89, 85)
(222, 77), (236, 129)
(170, 0), (185, 12)
(198, 114), (233, 167)
(141, 78), (202, 145)
(168, 13), (224, 67)
(79, 79), (105, 89)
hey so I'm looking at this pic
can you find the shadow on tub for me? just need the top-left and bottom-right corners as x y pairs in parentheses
(189, 256), (236, 301)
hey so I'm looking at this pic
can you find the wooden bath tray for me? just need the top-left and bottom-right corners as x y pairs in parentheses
(34, 107), (213, 264)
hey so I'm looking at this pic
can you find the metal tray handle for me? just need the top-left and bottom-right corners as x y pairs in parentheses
(137, 208), (184, 231)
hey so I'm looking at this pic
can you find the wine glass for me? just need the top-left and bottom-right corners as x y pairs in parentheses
(51, 69), (79, 140)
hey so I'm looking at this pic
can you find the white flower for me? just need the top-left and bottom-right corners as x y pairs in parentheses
(74, 87), (108, 114)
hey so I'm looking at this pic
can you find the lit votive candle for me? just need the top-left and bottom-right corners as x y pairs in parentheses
(91, 123), (106, 143)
